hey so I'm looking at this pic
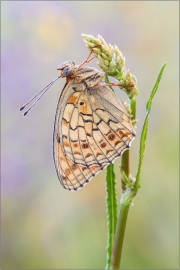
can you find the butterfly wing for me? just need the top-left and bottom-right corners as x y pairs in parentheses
(53, 137), (105, 190)
(53, 82), (135, 191)
(53, 81), (105, 191)
(88, 85), (136, 164)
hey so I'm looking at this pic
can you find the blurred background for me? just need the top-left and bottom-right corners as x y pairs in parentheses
(1, 1), (179, 269)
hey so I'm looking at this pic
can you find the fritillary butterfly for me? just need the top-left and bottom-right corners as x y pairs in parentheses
(20, 50), (135, 191)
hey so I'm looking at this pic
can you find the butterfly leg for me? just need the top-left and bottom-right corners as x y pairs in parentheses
(92, 82), (134, 89)
(81, 72), (134, 89)
(75, 45), (102, 72)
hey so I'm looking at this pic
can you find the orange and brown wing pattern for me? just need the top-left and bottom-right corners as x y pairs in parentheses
(89, 86), (136, 159)
(62, 91), (101, 167)
(53, 80), (135, 191)
(53, 82), (103, 190)
(54, 135), (105, 190)
(53, 82), (106, 190)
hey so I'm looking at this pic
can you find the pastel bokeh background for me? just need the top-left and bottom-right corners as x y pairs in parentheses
(1, 1), (179, 269)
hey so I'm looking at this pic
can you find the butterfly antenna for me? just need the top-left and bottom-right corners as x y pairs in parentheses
(20, 76), (61, 116)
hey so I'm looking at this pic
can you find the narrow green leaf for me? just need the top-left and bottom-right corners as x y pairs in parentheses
(105, 164), (117, 269)
(146, 62), (167, 115)
(135, 63), (167, 187)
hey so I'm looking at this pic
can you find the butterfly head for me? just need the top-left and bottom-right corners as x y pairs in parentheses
(57, 61), (76, 78)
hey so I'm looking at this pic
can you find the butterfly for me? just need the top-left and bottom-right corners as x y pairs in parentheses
(20, 52), (136, 191)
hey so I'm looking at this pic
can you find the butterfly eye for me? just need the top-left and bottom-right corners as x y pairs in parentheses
(80, 101), (84, 105)
(62, 66), (72, 77)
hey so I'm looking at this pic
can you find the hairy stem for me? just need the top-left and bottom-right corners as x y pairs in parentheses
(110, 97), (137, 269)
(110, 196), (130, 269)
(121, 150), (129, 192)
(110, 189), (136, 269)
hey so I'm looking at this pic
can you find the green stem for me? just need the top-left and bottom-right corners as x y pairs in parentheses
(110, 205), (129, 269)
(110, 96), (137, 269)
(110, 190), (135, 269)
(121, 96), (137, 192)
(105, 164), (117, 269)
(110, 63), (166, 269)
(130, 97), (137, 120)
(121, 150), (129, 192)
